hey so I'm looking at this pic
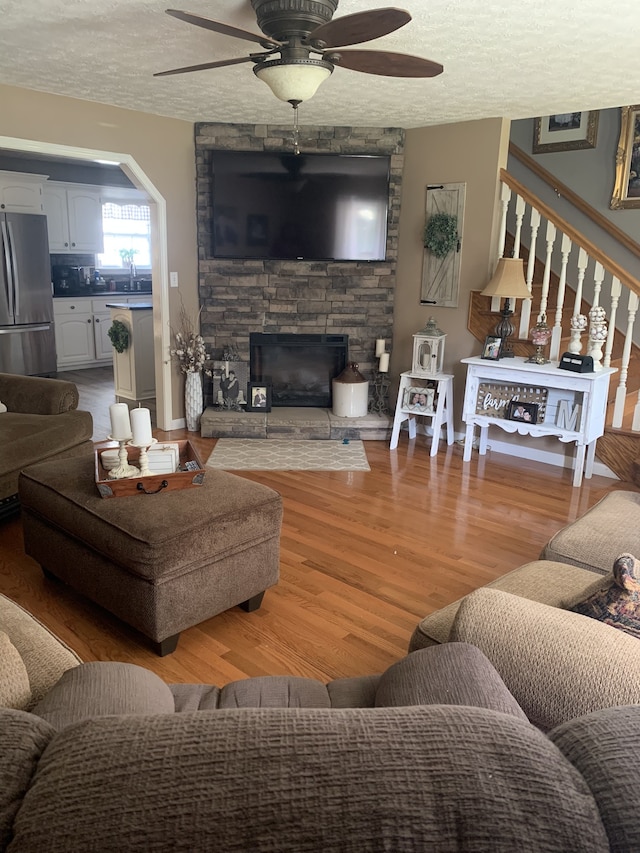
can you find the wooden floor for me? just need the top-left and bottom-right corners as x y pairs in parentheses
(0, 368), (630, 687)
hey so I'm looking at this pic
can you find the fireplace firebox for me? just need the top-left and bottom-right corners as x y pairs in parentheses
(250, 333), (348, 408)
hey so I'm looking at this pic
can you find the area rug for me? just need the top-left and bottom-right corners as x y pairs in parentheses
(205, 439), (370, 471)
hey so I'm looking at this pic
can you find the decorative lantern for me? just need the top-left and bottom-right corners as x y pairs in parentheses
(411, 317), (446, 376)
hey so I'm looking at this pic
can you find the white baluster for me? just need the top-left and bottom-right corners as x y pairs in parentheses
(592, 261), (604, 308)
(497, 182), (511, 260)
(604, 277), (621, 369)
(492, 184), (512, 313)
(550, 233), (572, 361)
(614, 291), (639, 428)
(568, 248), (589, 354)
(518, 207), (540, 337)
(512, 195), (526, 258)
(573, 248), (588, 315)
(538, 220), (556, 321)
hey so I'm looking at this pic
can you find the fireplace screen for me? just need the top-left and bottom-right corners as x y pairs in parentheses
(250, 333), (348, 408)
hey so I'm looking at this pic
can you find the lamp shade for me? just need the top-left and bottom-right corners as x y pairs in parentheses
(481, 258), (531, 300)
(254, 59), (333, 103)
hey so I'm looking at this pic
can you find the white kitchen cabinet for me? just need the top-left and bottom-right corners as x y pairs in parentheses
(54, 298), (114, 368)
(0, 171), (47, 213)
(43, 183), (103, 253)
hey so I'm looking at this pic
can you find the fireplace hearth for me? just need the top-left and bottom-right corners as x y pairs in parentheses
(250, 333), (348, 408)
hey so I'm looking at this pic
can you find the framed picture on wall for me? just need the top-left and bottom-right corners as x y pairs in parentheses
(610, 104), (640, 209)
(532, 111), (599, 154)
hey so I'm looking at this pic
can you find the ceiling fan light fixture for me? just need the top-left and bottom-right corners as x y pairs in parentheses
(253, 57), (333, 104)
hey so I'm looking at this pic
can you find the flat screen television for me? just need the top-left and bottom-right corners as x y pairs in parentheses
(210, 150), (390, 262)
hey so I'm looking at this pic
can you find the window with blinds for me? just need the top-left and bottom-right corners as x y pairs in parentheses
(97, 202), (152, 269)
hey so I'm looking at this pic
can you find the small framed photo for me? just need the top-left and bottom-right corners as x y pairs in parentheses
(506, 400), (539, 425)
(481, 335), (503, 360)
(403, 386), (436, 413)
(246, 382), (271, 412)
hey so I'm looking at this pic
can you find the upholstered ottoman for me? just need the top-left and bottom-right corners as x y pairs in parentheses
(19, 454), (283, 655)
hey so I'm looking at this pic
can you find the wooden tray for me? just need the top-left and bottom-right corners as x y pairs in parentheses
(95, 439), (205, 499)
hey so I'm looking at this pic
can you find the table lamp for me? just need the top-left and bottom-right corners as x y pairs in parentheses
(481, 258), (531, 358)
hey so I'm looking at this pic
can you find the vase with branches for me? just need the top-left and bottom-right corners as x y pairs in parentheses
(170, 303), (211, 431)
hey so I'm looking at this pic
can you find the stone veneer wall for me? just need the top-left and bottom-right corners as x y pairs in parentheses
(195, 122), (404, 376)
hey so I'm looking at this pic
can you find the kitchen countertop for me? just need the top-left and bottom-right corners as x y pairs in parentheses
(53, 291), (151, 298)
(106, 302), (153, 310)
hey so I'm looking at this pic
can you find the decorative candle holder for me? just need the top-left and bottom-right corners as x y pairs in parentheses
(526, 314), (552, 364)
(128, 437), (158, 476)
(106, 436), (140, 479)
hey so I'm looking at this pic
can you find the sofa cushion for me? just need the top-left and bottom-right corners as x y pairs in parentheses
(8, 707), (609, 852)
(450, 588), (640, 730)
(376, 643), (527, 720)
(542, 490), (640, 575)
(409, 559), (605, 651)
(549, 705), (640, 853)
(569, 553), (640, 639)
(219, 676), (331, 709)
(31, 662), (176, 729)
(0, 709), (56, 851)
(0, 631), (31, 710)
(0, 593), (81, 709)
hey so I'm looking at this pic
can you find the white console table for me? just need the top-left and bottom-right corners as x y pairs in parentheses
(461, 357), (616, 487)
(390, 371), (454, 456)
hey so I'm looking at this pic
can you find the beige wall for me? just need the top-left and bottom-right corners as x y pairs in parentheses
(0, 84), (198, 424)
(395, 117), (511, 427)
(0, 85), (510, 430)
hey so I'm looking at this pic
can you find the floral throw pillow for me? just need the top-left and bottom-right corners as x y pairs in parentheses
(569, 553), (640, 639)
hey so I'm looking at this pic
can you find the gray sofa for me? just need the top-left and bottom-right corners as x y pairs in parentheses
(3, 590), (640, 851)
(0, 372), (93, 519)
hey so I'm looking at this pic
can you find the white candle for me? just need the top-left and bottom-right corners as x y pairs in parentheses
(378, 352), (390, 372)
(375, 338), (386, 357)
(131, 407), (153, 446)
(109, 403), (131, 441)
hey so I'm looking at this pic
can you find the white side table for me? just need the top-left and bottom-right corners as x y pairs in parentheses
(390, 371), (454, 456)
(460, 356), (616, 487)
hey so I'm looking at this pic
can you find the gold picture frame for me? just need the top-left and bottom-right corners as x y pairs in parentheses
(532, 111), (599, 154)
(610, 104), (640, 209)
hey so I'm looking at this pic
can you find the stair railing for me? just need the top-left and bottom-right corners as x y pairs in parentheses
(498, 168), (640, 430)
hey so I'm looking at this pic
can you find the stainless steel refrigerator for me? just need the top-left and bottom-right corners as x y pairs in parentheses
(0, 212), (56, 376)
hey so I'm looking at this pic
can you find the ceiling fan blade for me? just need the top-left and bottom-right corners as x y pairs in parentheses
(154, 55), (255, 77)
(306, 8), (411, 48)
(165, 10), (281, 47)
(328, 49), (443, 78)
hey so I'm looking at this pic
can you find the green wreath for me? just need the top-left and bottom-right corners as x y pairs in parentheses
(108, 320), (130, 354)
(423, 212), (458, 258)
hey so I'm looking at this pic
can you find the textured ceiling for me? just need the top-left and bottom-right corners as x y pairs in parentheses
(2, 0), (640, 129)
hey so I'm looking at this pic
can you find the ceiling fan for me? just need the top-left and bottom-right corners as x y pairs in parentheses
(154, 0), (443, 107)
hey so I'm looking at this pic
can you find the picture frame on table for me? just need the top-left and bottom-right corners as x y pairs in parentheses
(403, 386), (435, 413)
(481, 335), (503, 360)
(506, 400), (539, 425)
(610, 104), (640, 209)
(246, 382), (272, 412)
(532, 111), (599, 154)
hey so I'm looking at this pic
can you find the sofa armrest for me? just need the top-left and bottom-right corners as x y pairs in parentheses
(450, 587), (640, 730)
(0, 373), (79, 415)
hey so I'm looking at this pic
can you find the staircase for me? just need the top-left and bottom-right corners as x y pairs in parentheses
(468, 166), (640, 483)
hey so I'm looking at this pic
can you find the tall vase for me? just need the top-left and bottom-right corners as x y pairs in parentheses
(184, 371), (203, 432)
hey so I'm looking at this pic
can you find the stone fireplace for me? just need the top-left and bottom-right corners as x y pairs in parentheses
(195, 122), (405, 391)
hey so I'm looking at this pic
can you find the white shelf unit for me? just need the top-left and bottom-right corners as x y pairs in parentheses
(461, 357), (616, 487)
(390, 371), (454, 456)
